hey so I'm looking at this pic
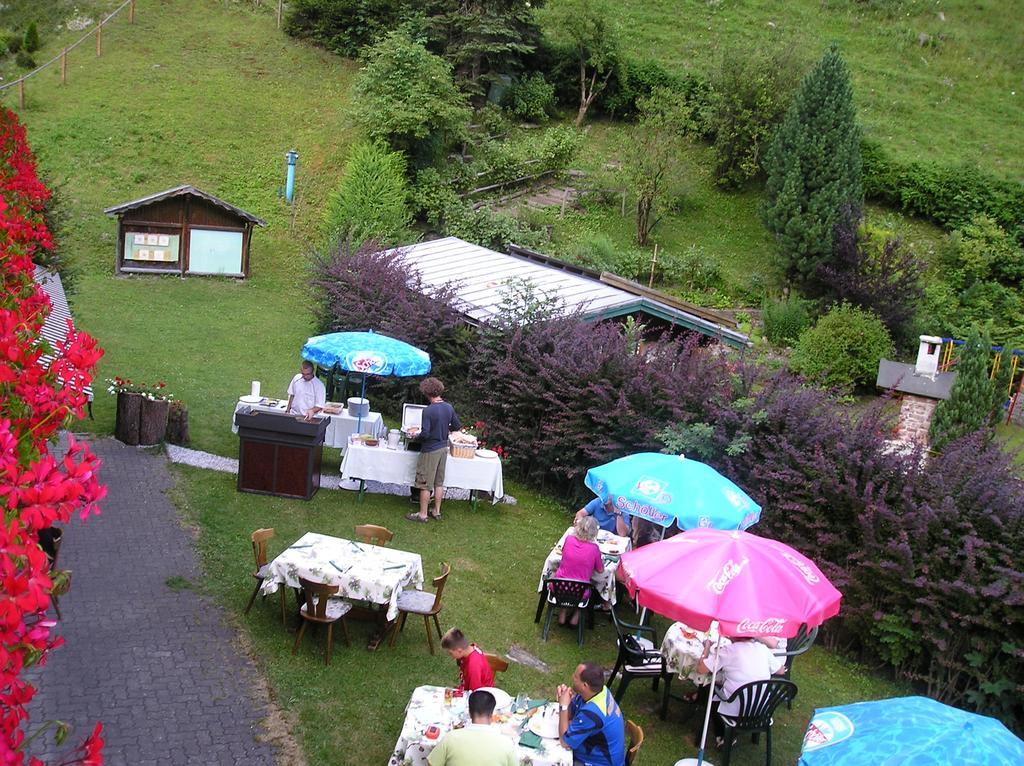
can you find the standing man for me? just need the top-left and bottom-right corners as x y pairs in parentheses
(557, 661), (626, 766)
(286, 360), (325, 420)
(426, 690), (516, 766)
(575, 495), (631, 538)
(406, 377), (459, 522)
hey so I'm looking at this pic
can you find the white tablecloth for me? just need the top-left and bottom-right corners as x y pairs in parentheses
(341, 443), (504, 503)
(537, 527), (631, 605)
(259, 532), (423, 621)
(388, 685), (572, 766)
(661, 622), (731, 686)
(232, 399), (384, 448)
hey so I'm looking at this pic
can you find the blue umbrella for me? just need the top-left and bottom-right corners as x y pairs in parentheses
(799, 697), (1024, 765)
(300, 331), (431, 432)
(584, 452), (761, 530)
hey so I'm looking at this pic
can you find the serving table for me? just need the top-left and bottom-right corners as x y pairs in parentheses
(536, 527), (631, 608)
(234, 409), (328, 500)
(232, 398), (384, 448)
(660, 622), (731, 686)
(260, 532), (423, 623)
(340, 442), (504, 506)
(388, 685), (571, 766)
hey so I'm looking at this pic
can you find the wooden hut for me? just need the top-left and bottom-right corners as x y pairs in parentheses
(104, 185), (266, 278)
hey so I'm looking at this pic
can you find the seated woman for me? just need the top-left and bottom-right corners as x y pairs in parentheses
(553, 515), (603, 627)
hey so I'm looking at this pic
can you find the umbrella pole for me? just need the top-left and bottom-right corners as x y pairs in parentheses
(357, 373), (366, 435)
(696, 632), (723, 766)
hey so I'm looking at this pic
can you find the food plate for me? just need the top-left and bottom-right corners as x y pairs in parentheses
(476, 687), (512, 712)
(475, 448), (498, 459)
(527, 704), (561, 739)
(239, 395), (262, 404)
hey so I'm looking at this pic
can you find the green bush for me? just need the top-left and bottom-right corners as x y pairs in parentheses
(7, 33), (21, 54)
(470, 125), (583, 188)
(862, 139), (1024, 243)
(507, 73), (555, 122)
(23, 22), (39, 53)
(323, 142), (411, 248)
(14, 50), (34, 69)
(410, 167), (460, 225)
(604, 58), (713, 132)
(762, 296), (812, 345)
(790, 303), (894, 391)
(439, 202), (542, 251)
(284, 0), (415, 57)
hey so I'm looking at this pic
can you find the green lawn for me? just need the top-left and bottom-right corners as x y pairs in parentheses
(573, 0), (1024, 180)
(175, 465), (909, 766)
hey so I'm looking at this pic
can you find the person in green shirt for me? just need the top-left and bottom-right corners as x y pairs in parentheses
(427, 690), (517, 766)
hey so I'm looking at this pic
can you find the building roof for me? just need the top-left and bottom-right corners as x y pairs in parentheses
(33, 265), (93, 399)
(103, 184), (266, 226)
(391, 237), (751, 348)
(876, 359), (956, 400)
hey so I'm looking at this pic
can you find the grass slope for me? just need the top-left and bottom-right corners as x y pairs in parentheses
(574, 0), (1024, 180)
(11, 0), (356, 456)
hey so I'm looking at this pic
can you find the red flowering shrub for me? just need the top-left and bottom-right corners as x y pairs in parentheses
(0, 108), (105, 764)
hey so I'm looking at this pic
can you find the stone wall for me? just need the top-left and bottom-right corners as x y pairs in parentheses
(896, 394), (937, 446)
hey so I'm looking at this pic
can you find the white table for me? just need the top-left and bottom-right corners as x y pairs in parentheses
(661, 622), (731, 686)
(232, 398), (384, 448)
(340, 442), (504, 505)
(388, 685), (572, 766)
(259, 532), (423, 622)
(537, 527), (630, 605)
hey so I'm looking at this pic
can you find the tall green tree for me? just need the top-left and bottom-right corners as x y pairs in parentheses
(323, 142), (411, 248)
(929, 325), (1010, 450)
(763, 44), (862, 287)
(538, 0), (619, 126)
(422, 0), (540, 102)
(353, 30), (472, 168)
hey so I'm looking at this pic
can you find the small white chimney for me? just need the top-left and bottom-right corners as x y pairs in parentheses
(915, 335), (943, 379)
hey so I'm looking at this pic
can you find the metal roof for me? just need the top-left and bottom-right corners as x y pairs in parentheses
(390, 237), (750, 348)
(876, 359), (956, 400)
(103, 184), (266, 226)
(32, 265), (93, 399)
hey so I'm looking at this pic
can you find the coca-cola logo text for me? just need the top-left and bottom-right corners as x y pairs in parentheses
(735, 617), (786, 634)
(706, 557), (749, 595)
(781, 552), (819, 584)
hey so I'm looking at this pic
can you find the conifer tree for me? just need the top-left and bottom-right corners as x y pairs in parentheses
(23, 22), (39, 53)
(929, 325), (1009, 450)
(764, 44), (862, 287)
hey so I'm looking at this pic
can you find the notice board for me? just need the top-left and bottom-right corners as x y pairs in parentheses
(187, 228), (243, 275)
(124, 231), (180, 263)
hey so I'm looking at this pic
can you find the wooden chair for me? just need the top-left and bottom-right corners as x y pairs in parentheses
(625, 719), (645, 765)
(292, 577), (352, 665)
(485, 652), (509, 673)
(716, 679), (798, 766)
(389, 562), (451, 655)
(354, 524), (394, 546)
(608, 607), (673, 720)
(244, 528), (287, 623)
(540, 578), (594, 647)
(773, 624), (818, 709)
(38, 526), (64, 619)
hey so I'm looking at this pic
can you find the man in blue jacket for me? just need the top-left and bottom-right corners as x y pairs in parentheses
(557, 661), (626, 766)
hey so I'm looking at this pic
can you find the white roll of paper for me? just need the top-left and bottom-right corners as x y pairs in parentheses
(250, 380), (261, 398)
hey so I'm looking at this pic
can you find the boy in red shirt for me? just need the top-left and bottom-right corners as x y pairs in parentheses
(441, 628), (495, 691)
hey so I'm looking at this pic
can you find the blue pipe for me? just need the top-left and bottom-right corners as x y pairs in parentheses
(285, 149), (298, 203)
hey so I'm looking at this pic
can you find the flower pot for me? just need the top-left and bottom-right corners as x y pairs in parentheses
(138, 397), (170, 445)
(114, 391), (143, 445)
(167, 402), (190, 446)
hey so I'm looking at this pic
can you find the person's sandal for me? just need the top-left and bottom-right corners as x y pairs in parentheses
(405, 513), (429, 523)
(428, 512), (442, 521)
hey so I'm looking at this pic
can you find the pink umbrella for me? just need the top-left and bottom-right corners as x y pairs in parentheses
(617, 528), (841, 638)
(617, 529), (842, 766)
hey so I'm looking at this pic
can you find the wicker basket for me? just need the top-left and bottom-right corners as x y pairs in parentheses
(449, 435), (477, 459)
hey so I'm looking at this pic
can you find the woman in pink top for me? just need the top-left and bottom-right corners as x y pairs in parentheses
(553, 515), (603, 627)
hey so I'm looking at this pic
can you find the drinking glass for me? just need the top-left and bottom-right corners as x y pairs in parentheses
(515, 692), (527, 714)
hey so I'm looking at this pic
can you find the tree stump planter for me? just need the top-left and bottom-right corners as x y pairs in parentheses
(167, 402), (190, 446)
(138, 398), (170, 445)
(114, 391), (143, 445)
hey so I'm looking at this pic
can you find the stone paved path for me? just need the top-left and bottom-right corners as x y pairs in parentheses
(26, 436), (278, 766)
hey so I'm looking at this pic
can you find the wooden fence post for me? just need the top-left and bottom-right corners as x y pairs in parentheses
(96, 22), (102, 57)
(277, 0), (283, 28)
(129, 0), (136, 24)
(621, 190), (627, 217)
(648, 244), (659, 288)
(61, 48), (67, 84)
(18, 79), (24, 109)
